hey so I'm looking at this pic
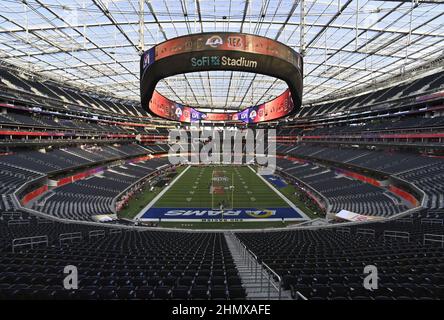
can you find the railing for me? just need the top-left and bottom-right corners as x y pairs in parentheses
(12, 235), (48, 253)
(421, 218), (443, 225)
(384, 230), (410, 242)
(389, 175), (428, 209)
(2, 212), (25, 220)
(335, 227), (351, 234)
(89, 230), (105, 239)
(37, 218), (54, 224)
(236, 237), (309, 300)
(7, 219), (30, 226)
(59, 232), (82, 245)
(232, 236), (279, 299)
(262, 262), (282, 300)
(423, 234), (444, 247)
(231, 233), (304, 300)
(397, 217), (414, 223)
(293, 291), (308, 300)
(356, 228), (375, 238)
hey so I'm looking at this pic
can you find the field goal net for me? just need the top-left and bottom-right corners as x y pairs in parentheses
(211, 169), (234, 210)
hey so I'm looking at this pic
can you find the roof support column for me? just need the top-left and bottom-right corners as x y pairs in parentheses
(403, 0), (416, 73)
(300, 0), (306, 57)
(138, 0), (145, 53)
(355, 0), (359, 50)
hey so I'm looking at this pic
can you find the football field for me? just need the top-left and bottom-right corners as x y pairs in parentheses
(137, 165), (308, 222)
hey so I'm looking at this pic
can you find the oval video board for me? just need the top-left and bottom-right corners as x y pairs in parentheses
(140, 32), (303, 123)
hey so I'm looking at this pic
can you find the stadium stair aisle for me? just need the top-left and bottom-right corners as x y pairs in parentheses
(224, 233), (292, 300)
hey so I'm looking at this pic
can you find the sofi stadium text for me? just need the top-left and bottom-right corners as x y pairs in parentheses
(171, 304), (271, 318)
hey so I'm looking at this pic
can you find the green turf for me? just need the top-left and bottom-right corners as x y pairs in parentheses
(117, 167), (185, 219)
(117, 165), (320, 227)
(117, 186), (161, 219)
(153, 165), (288, 209)
(279, 185), (320, 219)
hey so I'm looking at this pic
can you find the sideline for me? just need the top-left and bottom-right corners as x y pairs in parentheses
(248, 165), (309, 220)
(134, 165), (191, 220)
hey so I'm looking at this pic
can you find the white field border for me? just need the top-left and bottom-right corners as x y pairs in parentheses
(136, 164), (309, 222)
(247, 165), (309, 220)
(134, 165), (191, 220)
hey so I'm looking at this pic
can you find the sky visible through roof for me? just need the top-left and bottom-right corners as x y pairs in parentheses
(0, 0), (442, 111)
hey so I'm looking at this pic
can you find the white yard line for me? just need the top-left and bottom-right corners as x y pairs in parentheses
(247, 165), (309, 220)
(134, 165), (191, 220)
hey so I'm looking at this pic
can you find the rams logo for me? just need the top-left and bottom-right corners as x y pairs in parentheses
(205, 35), (223, 48)
(246, 209), (275, 219)
(175, 107), (183, 117)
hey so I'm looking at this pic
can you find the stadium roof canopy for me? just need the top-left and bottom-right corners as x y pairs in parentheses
(0, 0), (443, 112)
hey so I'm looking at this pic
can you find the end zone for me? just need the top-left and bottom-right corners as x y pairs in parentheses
(139, 207), (306, 222)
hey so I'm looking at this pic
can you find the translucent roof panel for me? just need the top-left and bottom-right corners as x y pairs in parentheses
(0, 0), (442, 110)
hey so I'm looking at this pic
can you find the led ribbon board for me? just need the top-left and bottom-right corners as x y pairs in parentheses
(140, 32), (303, 123)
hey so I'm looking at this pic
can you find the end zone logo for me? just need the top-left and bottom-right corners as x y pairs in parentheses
(246, 209), (275, 218)
(163, 209), (276, 218)
(206, 35), (223, 48)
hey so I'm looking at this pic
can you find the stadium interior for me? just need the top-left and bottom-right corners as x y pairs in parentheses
(0, 0), (443, 302)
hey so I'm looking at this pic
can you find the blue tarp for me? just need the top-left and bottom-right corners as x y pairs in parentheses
(263, 175), (287, 188)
